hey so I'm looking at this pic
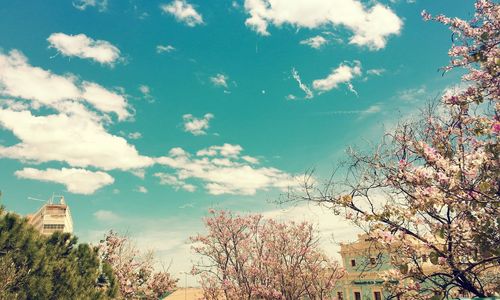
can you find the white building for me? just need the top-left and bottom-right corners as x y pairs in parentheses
(27, 196), (73, 235)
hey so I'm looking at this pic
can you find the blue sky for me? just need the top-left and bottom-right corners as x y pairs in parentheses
(0, 0), (473, 285)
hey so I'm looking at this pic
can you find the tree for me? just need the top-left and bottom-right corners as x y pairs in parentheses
(191, 210), (344, 300)
(297, 1), (499, 298)
(0, 206), (117, 299)
(97, 230), (178, 300)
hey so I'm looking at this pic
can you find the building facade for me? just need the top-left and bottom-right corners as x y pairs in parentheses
(27, 196), (73, 235)
(334, 234), (393, 300)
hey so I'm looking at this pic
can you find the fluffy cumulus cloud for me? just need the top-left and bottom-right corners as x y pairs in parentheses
(48, 33), (121, 65)
(0, 50), (129, 120)
(182, 113), (214, 135)
(299, 35), (327, 49)
(0, 50), (153, 174)
(0, 109), (153, 170)
(161, 0), (203, 27)
(72, 0), (108, 11)
(15, 167), (114, 194)
(243, 0), (402, 50)
(312, 61), (362, 92)
(155, 144), (298, 195)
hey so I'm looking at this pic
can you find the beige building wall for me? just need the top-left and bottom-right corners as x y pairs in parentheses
(27, 197), (73, 235)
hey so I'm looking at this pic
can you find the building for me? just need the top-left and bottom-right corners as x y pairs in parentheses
(334, 234), (392, 300)
(332, 234), (484, 300)
(27, 196), (73, 235)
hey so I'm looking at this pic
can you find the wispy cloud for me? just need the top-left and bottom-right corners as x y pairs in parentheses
(397, 85), (427, 102)
(299, 35), (327, 49)
(156, 44), (176, 53)
(128, 132), (142, 140)
(210, 73), (229, 88)
(135, 186), (148, 193)
(139, 84), (154, 102)
(72, 0), (108, 12)
(94, 210), (120, 222)
(366, 68), (385, 76)
(161, 0), (203, 27)
(48, 33), (121, 66)
(291, 68), (314, 99)
(154, 173), (196, 192)
(182, 113), (214, 136)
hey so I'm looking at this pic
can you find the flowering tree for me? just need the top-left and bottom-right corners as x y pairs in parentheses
(298, 1), (499, 298)
(191, 210), (344, 300)
(97, 231), (178, 299)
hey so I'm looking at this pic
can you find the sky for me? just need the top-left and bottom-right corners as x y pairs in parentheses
(0, 0), (475, 286)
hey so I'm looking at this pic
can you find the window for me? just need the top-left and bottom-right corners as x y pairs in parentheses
(370, 257), (377, 265)
(337, 292), (343, 300)
(351, 259), (356, 267)
(354, 292), (361, 300)
(422, 254), (428, 262)
(374, 291), (382, 300)
(43, 224), (65, 230)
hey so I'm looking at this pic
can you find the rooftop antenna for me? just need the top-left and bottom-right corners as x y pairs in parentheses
(28, 196), (49, 203)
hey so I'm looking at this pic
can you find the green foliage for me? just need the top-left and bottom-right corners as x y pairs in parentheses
(0, 206), (118, 299)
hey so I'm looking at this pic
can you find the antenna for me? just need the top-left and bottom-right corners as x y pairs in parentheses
(28, 196), (49, 203)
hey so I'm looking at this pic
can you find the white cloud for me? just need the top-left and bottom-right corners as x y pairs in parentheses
(243, 0), (402, 50)
(291, 68), (314, 99)
(0, 50), (129, 120)
(366, 68), (385, 76)
(161, 0), (204, 27)
(138, 84), (154, 102)
(210, 73), (229, 88)
(72, 0), (108, 11)
(156, 144), (298, 195)
(15, 167), (114, 195)
(0, 51), (150, 173)
(136, 186), (148, 193)
(196, 143), (242, 157)
(312, 61), (362, 93)
(81, 82), (129, 119)
(154, 173), (196, 192)
(242, 155), (259, 164)
(0, 108), (153, 170)
(128, 132), (142, 140)
(94, 210), (120, 221)
(48, 33), (121, 66)
(139, 85), (150, 95)
(397, 85), (426, 102)
(299, 35), (327, 49)
(156, 45), (176, 53)
(182, 113), (214, 136)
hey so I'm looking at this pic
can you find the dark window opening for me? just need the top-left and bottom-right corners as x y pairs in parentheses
(351, 259), (356, 267)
